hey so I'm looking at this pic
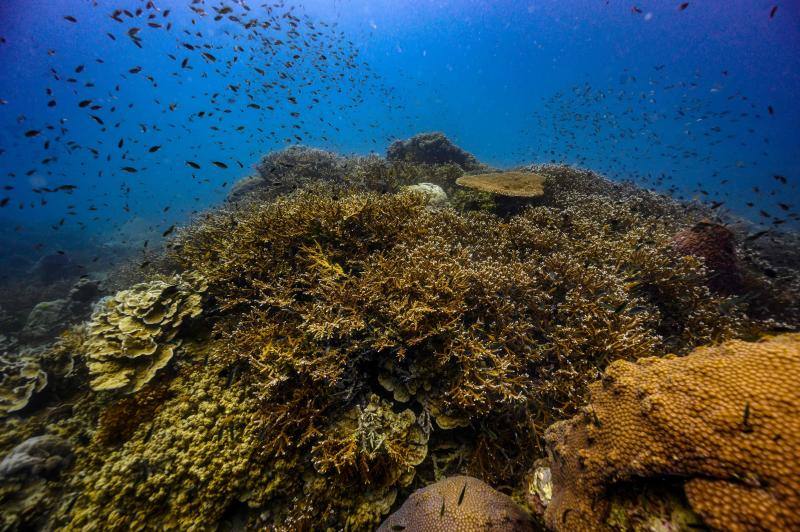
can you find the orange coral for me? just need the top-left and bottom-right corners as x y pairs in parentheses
(539, 334), (800, 531)
(378, 476), (533, 531)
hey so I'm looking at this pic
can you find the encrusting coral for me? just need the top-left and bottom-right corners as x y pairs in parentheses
(538, 334), (800, 532)
(378, 475), (534, 531)
(0, 354), (47, 414)
(84, 272), (206, 393)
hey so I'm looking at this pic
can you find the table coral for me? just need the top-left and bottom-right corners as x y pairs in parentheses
(377, 475), (534, 531)
(84, 273), (206, 393)
(456, 171), (546, 198)
(540, 334), (800, 531)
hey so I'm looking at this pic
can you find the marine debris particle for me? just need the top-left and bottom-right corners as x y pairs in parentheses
(538, 333), (800, 531)
(456, 171), (546, 197)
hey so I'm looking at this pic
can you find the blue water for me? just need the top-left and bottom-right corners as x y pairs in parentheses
(1, 0), (798, 261)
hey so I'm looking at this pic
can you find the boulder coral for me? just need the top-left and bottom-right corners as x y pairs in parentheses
(84, 273), (206, 393)
(672, 221), (742, 293)
(378, 475), (534, 531)
(538, 334), (800, 531)
(387, 132), (484, 171)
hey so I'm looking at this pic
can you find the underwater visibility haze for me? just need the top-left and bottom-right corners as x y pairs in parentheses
(0, 1), (799, 530)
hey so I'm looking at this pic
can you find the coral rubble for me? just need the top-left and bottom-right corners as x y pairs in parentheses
(538, 334), (800, 531)
(84, 273), (205, 393)
(378, 475), (534, 531)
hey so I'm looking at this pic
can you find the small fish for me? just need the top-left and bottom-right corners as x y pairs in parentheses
(121, 166), (138, 173)
(64, 15), (78, 23)
(25, 129), (41, 137)
(129, 66), (143, 74)
(79, 99), (92, 107)
(770, 5), (778, 18)
(745, 230), (770, 242)
(162, 224), (176, 237)
(186, 161), (201, 169)
(148, 145), (161, 153)
(212, 161), (228, 169)
(678, 2), (689, 10)
(768, 105), (774, 115)
(773, 174), (787, 184)
(0, 197), (9, 207)
(457, 482), (467, 506)
(742, 402), (753, 433)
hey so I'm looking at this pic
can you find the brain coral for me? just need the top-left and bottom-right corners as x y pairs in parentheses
(539, 334), (800, 531)
(378, 475), (533, 531)
(84, 273), (206, 393)
(0, 354), (47, 414)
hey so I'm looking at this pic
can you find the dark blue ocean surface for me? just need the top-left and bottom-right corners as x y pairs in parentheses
(0, 0), (798, 263)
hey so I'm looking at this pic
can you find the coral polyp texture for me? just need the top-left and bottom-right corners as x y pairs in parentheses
(539, 334), (800, 532)
(84, 273), (206, 393)
(378, 475), (534, 531)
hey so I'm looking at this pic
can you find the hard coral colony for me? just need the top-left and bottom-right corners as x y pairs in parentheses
(0, 134), (798, 531)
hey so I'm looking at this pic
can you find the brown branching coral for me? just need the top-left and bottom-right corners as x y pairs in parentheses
(162, 182), (755, 528)
(84, 273), (206, 393)
(538, 334), (800, 532)
(378, 475), (534, 531)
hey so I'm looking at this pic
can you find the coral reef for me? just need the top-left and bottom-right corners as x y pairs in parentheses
(538, 334), (800, 531)
(672, 221), (742, 293)
(387, 132), (484, 171)
(378, 475), (534, 531)
(2, 150), (796, 531)
(0, 354), (47, 414)
(164, 181), (753, 528)
(84, 273), (205, 393)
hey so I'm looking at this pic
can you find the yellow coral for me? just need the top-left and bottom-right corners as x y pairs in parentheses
(0, 354), (47, 414)
(84, 273), (205, 393)
(540, 334), (800, 531)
